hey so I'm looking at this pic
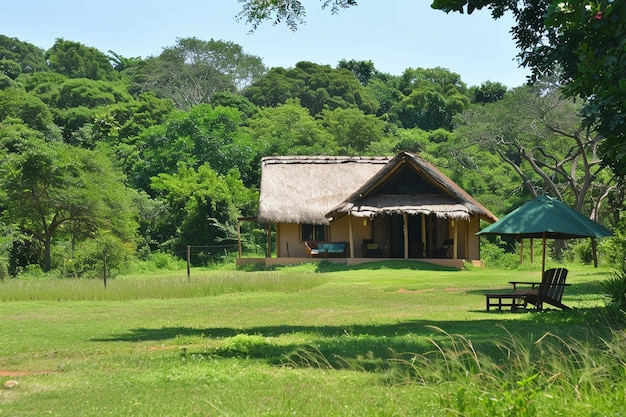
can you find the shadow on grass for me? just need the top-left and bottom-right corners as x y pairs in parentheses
(93, 307), (616, 369)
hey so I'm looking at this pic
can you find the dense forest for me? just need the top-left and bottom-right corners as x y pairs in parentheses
(0, 34), (623, 277)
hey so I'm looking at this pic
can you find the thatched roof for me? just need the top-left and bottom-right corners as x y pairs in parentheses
(257, 155), (391, 224)
(257, 152), (497, 224)
(327, 152), (497, 222)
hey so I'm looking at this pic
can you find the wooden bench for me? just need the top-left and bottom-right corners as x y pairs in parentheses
(485, 293), (529, 311)
(484, 268), (570, 312)
(305, 241), (348, 258)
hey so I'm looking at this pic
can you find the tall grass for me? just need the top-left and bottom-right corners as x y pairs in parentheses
(282, 322), (626, 415)
(1, 263), (623, 416)
(0, 269), (329, 301)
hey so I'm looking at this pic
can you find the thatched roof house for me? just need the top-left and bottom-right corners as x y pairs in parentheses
(257, 155), (392, 225)
(248, 151), (496, 267)
(327, 152), (497, 222)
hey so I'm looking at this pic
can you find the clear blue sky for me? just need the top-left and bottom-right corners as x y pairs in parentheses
(1, 0), (529, 88)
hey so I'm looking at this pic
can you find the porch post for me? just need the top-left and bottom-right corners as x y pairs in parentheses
(421, 214), (427, 257)
(265, 223), (271, 258)
(348, 214), (355, 258)
(464, 221), (469, 260)
(403, 213), (409, 259)
(452, 220), (458, 259)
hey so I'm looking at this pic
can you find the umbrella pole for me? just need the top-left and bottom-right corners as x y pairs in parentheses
(541, 232), (547, 278)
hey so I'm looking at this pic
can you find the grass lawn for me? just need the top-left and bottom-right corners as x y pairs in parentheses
(0, 261), (624, 416)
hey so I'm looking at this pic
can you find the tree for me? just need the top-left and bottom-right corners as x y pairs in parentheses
(247, 99), (337, 156)
(431, 0), (626, 177)
(454, 83), (617, 221)
(470, 81), (507, 104)
(136, 37), (266, 109)
(318, 107), (386, 154)
(0, 87), (53, 132)
(237, 0), (626, 177)
(338, 59), (378, 86)
(150, 164), (256, 264)
(244, 61), (378, 115)
(0, 135), (137, 272)
(132, 104), (256, 191)
(46, 39), (118, 81)
(389, 67), (470, 130)
(237, 0), (357, 31)
(0, 35), (48, 74)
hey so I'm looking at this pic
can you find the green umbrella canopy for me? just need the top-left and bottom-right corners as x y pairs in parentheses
(477, 195), (613, 239)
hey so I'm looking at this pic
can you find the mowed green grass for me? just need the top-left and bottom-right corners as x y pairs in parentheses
(0, 262), (621, 416)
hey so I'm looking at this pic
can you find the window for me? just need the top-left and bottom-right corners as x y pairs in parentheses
(301, 224), (326, 242)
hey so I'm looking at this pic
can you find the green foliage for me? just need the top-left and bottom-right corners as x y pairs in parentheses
(244, 61), (376, 116)
(433, 0), (626, 178)
(56, 232), (134, 278)
(389, 67), (470, 130)
(150, 164), (253, 264)
(237, 0), (358, 31)
(135, 37), (266, 109)
(479, 237), (520, 269)
(318, 107), (386, 154)
(247, 99), (337, 156)
(0, 87), (54, 131)
(46, 38), (118, 81)
(134, 104), (256, 190)
(601, 264), (626, 309)
(0, 137), (138, 271)
(470, 80), (507, 104)
(0, 34), (47, 74)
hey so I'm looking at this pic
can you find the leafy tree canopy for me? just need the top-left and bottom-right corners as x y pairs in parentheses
(431, 0), (626, 177)
(244, 61), (378, 115)
(135, 37), (266, 110)
(0, 134), (137, 271)
(247, 98), (337, 156)
(46, 39), (118, 81)
(237, 0), (626, 177)
(0, 35), (47, 74)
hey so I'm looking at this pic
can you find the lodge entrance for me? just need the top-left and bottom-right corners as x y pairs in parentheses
(371, 214), (448, 258)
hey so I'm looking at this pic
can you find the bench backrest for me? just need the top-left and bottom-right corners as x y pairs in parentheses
(539, 268), (569, 302)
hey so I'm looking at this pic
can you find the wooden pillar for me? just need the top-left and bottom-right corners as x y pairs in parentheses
(403, 213), (409, 259)
(463, 220), (471, 260)
(530, 238), (534, 264)
(452, 220), (458, 260)
(519, 238), (524, 265)
(421, 214), (427, 257)
(265, 223), (271, 258)
(348, 214), (355, 258)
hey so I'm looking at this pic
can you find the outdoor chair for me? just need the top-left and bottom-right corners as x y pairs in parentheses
(515, 267), (571, 311)
(433, 239), (453, 258)
(361, 239), (382, 257)
(485, 268), (570, 311)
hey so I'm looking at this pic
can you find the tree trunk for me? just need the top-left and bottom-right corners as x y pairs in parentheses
(43, 233), (52, 272)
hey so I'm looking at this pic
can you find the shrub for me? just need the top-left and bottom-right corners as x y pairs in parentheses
(0, 259), (8, 279)
(601, 263), (626, 309)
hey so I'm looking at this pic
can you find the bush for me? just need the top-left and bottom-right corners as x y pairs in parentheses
(599, 219), (626, 268)
(480, 239), (520, 269)
(601, 263), (626, 309)
(0, 259), (8, 279)
(56, 234), (134, 278)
